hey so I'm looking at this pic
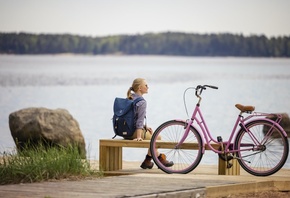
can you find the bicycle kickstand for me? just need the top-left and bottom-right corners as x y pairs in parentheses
(217, 136), (233, 169)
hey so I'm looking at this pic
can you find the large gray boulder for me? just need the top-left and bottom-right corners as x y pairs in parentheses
(9, 107), (86, 158)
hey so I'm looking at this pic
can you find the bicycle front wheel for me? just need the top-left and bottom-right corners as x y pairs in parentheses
(150, 120), (203, 174)
(235, 120), (289, 176)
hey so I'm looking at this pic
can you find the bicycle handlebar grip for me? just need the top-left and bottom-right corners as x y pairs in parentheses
(205, 85), (218, 89)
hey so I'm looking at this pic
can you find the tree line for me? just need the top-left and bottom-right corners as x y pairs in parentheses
(0, 32), (289, 57)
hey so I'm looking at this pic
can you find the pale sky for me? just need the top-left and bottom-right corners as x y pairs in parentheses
(0, 0), (289, 38)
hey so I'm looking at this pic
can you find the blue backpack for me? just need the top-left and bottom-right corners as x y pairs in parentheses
(112, 97), (144, 138)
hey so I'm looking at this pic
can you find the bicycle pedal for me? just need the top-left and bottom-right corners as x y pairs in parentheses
(227, 155), (233, 161)
(227, 163), (233, 169)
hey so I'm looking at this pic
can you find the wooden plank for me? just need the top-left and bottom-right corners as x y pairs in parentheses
(99, 139), (220, 150)
(100, 139), (150, 148)
(99, 145), (107, 171)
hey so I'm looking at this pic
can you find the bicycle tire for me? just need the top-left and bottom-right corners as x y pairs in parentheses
(235, 119), (289, 176)
(150, 120), (203, 174)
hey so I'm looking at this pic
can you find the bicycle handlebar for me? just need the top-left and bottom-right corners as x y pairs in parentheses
(183, 84), (218, 115)
(195, 85), (218, 97)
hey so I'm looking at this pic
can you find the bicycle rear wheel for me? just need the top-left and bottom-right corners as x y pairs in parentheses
(235, 120), (289, 176)
(150, 120), (203, 174)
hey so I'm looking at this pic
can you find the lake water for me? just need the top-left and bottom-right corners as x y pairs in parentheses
(0, 55), (290, 167)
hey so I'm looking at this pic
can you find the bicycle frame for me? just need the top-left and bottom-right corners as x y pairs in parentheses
(177, 104), (237, 154)
(151, 85), (289, 176)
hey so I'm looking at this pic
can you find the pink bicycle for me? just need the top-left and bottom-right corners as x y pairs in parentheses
(150, 85), (289, 176)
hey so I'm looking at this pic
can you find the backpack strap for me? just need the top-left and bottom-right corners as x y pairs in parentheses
(133, 96), (144, 105)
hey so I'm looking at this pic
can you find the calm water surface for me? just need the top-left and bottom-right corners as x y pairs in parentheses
(0, 55), (290, 167)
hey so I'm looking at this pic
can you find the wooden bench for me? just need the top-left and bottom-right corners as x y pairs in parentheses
(99, 139), (240, 175)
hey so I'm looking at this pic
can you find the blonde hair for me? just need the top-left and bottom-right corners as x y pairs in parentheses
(127, 78), (145, 99)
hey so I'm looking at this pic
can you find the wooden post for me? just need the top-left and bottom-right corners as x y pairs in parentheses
(99, 144), (122, 171)
(218, 157), (240, 175)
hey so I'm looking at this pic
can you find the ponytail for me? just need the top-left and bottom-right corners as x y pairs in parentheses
(127, 87), (133, 100)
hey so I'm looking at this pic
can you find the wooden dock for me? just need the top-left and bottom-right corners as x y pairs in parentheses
(0, 161), (289, 198)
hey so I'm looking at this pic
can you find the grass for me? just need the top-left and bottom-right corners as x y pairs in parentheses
(0, 144), (102, 185)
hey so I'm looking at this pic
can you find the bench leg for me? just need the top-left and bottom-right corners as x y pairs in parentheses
(99, 146), (122, 171)
(218, 157), (240, 175)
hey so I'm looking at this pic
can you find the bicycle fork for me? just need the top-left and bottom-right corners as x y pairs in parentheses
(174, 119), (192, 149)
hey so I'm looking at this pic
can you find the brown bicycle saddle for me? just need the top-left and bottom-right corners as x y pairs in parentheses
(235, 104), (255, 113)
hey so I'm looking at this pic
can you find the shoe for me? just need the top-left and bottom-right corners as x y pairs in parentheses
(158, 153), (174, 167)
(140, 155), (154, 169)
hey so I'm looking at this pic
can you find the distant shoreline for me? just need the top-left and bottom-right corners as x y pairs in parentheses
(1, 32), (289, 57)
